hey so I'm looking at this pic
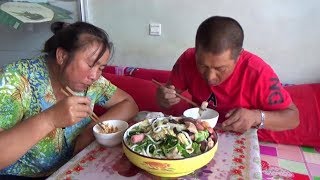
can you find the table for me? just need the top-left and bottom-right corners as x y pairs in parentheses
(48, 128), (262, 180)
(260, 142), (320, 179)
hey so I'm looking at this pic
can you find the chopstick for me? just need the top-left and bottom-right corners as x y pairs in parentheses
(60, 87), (107, 132)
(151, 79), (199, 108)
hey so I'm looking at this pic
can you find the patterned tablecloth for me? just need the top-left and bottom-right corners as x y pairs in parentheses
(260, 142), (320, 180)
(48, 128), (262, 180)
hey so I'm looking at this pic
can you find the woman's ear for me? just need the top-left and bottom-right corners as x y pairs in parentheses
(56, 47), (68, 65)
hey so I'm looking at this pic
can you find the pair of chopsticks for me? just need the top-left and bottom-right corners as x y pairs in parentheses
(60, 86), (107, 132)
(151, 79), (199, 108)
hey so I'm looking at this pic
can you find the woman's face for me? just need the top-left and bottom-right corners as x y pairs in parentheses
(61, 42), (110, 92)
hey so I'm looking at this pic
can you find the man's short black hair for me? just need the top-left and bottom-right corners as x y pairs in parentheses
(195, 16), (244, 59)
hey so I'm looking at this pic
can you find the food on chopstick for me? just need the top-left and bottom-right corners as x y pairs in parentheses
(125, 117), (217, 159)
(200, 101), (209, 110)
(198, 101), (209, 117)
(98, 123), (119, 134)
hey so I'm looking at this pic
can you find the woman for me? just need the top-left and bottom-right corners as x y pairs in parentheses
(0, 21), (139, 178)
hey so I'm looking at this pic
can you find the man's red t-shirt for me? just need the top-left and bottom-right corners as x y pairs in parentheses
(170, 48), (292, 122)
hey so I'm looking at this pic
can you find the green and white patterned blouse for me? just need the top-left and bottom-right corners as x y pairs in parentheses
(0, 56), (117, 177)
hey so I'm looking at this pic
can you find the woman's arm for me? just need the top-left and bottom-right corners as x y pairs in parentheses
(0, 111), (55, 170)
(73, 88), (138, 155)
(0, 96), (93, 170)
(99, 88), (139, 121)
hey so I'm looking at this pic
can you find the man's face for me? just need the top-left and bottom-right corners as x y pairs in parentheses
(196, 47), (237, 86)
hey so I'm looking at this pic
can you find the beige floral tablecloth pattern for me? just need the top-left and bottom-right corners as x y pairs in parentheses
(48, 127), (262, 180)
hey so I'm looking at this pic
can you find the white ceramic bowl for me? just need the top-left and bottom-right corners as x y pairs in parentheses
(93, 120), (129, 147)
(183, 108), (219, 128)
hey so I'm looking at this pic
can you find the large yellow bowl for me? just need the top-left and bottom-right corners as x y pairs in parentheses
(122, 119), (218, 177)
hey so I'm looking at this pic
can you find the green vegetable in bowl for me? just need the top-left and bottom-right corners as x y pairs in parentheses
(125, 117), (217, 159)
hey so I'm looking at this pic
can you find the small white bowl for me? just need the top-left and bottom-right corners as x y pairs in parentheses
(183, 108), (219, 128)
(93, 120), (129, 147)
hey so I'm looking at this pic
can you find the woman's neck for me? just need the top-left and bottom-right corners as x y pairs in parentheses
(46, 59), (66, 101)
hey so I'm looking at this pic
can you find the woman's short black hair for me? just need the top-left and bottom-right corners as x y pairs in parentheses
(195, 16), (244, 59)
(43, 21), (113, 63)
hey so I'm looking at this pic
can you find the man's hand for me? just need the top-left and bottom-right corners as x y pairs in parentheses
(222, 108), (260, 133)
(156, 85), (181, 108)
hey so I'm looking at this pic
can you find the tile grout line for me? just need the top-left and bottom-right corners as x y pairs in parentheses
(300, 146), (313, 179)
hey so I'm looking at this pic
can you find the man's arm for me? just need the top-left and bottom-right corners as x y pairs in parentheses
(256, 103), (299, 131)
(222, 103), (299, 133)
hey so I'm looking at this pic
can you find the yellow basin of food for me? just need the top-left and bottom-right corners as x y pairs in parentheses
(123, 141), (218, 177)
(122, 118), (218, 177)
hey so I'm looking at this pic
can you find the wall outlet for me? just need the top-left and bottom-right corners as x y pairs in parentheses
(149, 23), (161, 36)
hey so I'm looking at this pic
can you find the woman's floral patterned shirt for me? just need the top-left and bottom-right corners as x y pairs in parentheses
(0, 57), (117, 177)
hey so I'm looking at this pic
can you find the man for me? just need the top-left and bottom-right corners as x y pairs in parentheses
(156, 16), (299, 133)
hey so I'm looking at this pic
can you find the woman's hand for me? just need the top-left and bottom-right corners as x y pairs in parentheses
(46, 96), (92, 128)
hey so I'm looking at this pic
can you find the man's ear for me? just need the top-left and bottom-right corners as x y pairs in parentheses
(56, 47), (68, 65)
